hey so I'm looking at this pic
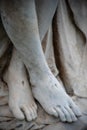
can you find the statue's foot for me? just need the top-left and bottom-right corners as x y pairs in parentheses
(4, 66), (37, 121)
(31, 71), (82, 122)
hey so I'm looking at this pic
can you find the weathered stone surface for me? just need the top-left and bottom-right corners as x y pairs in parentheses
(0, 0), (87, 129)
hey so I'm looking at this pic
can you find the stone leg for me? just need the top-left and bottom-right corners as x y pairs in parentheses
(35, 0), (58, 41)
(44, 25), (59, 77)
(42, 25), (64, 86)
(1, 0), (81, 122)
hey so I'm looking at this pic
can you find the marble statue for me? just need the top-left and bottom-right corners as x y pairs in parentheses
(0, 0), (85, 127)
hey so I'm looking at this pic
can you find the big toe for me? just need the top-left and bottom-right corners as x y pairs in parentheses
(48, 107), (58, 117)
(11, 106), (25, 120)
(55, 107), (66, 122)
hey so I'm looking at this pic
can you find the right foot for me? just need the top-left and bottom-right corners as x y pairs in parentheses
(3, 49), (37, 121)
(30, 70), (82, 122)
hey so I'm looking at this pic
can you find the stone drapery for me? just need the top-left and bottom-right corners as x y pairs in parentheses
(0, 0), (87, 129)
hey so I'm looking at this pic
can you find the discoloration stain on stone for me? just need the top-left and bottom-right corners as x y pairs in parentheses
(22, 81), (24, 85)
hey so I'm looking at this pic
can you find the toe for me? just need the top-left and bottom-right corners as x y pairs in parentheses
(12, 106), (24, 120)
(22, 106), (32, 121)
(55, 107), (66, 122)
(50, 108), (58, 117)
(69, 99), (82, 117)
(32, 107), (37, 119)
(30, 107), (37, 120)
(65, 106), (77, 122)
(34, 104), (37, 110)
(61, 107), (72, 122)
(45, 106), (58, 117)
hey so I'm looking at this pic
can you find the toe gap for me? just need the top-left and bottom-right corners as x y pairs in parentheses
(16, 124), (23, 128)
(56, 105), (61, 108)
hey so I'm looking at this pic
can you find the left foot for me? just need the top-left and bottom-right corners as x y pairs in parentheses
(3, 48), (37, 121)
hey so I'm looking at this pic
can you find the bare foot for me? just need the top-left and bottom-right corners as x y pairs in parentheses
(31, 70), (82, 122)
(1, 1), (81, 122)
(3, 49), (37, 121)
